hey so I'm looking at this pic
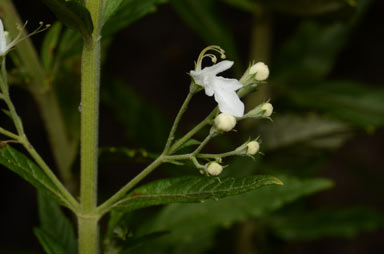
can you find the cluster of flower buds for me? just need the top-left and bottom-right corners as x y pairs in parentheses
(187, 46), (273, 176)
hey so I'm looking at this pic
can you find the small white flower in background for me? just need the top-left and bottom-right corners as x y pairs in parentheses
(190, 46), (244, 117)
(206, 162), (223, 176)
(261, 102), (273, 117)
(215, 113), (236, 132)
(249, 62), (269, 81)
(247, 141), (260, 155)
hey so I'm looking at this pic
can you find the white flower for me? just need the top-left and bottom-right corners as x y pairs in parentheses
(215, 113), (236, 132)
(0, 19), (50, 57)
(0, 19), (8, 56)
(247, 141), (260, 155)
(249, 62), (269, 81)
(206, 162), (223, 176)
(261, 103), (273, 117)
(190, 60), (244, 117)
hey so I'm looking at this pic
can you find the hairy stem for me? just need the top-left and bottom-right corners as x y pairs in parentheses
(169, 109), (218, 154)
(78, 0), (104, 253)
(164, 89), (194, 153)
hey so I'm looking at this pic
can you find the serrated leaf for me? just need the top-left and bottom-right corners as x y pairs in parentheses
(35, 192), (77, 254)
(269, 207), (383, 240)
(0, 145), (68, 207)
(102, 0), (168, 36)
(133, 176), (332, 253)
(171, 0), (241, 72)
(112, 175), (283, 212)
(41, 22), (63, 71)
(40, 0), (93, 39)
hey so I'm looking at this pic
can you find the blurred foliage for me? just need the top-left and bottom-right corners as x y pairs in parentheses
(3, 0), (383, 252)
(34, 192), (77, 254)
(269, 207), (384, 240)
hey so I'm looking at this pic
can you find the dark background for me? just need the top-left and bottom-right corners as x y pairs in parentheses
(0, 0), (383, 253)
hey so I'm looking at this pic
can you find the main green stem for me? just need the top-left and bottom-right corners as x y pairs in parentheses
(78, 0), (103, 253)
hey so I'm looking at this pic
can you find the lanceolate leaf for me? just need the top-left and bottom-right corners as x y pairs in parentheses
(35, 192), (77, 254)
(40, 0), (93, 39)
(0, 145), (67, 206)
(129, 176), (333, 253)
(112, 175), (283, 212)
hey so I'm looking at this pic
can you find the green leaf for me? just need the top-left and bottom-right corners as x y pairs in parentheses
(170, 0), (241, 72)
(256, 114), (353, 150)
(133, 176), (332, 253)
(0, 145), (67, 206)
(40, 0), (93, 39)
(287, 81), (384, 128)
(34, 192), (77, 254)
(102, 0), (168, 36)
(112, 175), (283, 212)
(41, 22), (63, 71)
(34, 228), (68, 254)
(102, 0), (125, 25)
(270, 207), (383, 240)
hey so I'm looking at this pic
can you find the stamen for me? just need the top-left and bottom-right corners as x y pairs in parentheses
(202, 53), (217, 64)
(195, 45), (226, 72)
(4, 21), (51, 54)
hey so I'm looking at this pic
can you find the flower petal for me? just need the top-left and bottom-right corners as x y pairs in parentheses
(214, 76), (243, 91)
(0, 19), (7, 55)
(214, 88), (244, 117)
(201, 60), (234, 76)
